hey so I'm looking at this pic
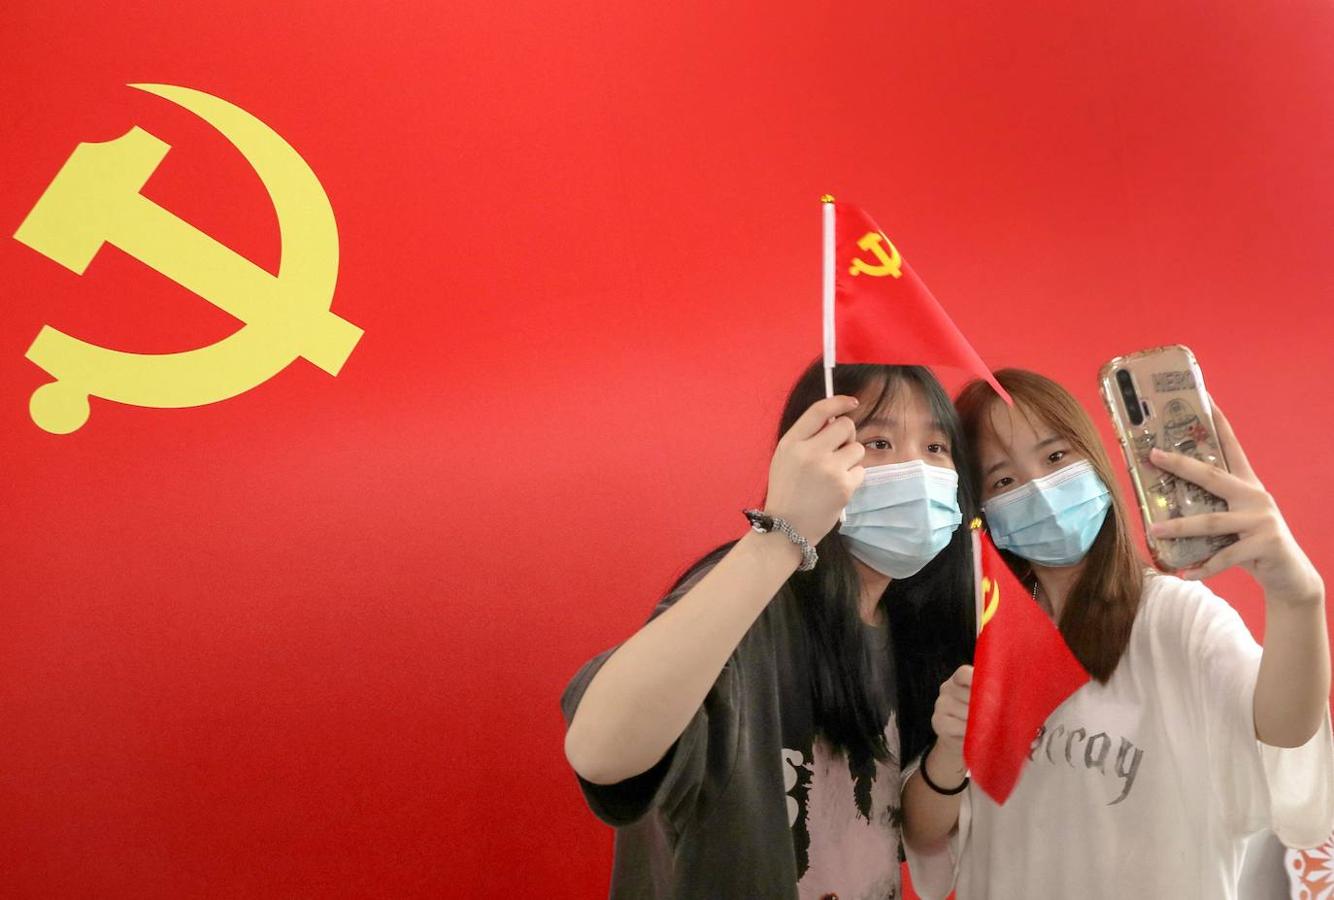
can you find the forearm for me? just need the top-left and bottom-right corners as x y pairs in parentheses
(902, 742), (967, 852)
(1255, 584), (1330, 748)
(564, 531), (801, 784)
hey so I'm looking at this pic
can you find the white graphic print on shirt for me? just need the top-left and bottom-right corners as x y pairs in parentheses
(784, 714), (903, 900)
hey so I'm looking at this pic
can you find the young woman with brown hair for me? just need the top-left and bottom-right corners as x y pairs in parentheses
(901, 368), (1333, 899)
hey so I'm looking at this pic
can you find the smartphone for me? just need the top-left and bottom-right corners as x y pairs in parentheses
(1098, 345), (1237, 572)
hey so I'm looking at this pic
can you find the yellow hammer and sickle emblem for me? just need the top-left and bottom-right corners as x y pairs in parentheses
(848, 231), (903, 278)
(13, 83), (362, 434)
(980, 575), (1001, 629)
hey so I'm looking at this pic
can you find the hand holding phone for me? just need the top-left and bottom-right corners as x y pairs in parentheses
(1099, 345), (1237, 571)
(1146, 406), (1324, 604)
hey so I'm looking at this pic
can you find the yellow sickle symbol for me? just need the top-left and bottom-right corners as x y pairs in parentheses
(980, 575), (1001, 629)
(13, 83), (362, 434)
(848, 231), (903, 278)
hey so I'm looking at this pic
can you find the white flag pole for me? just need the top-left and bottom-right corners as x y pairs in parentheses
(821, 195), (846, 524)
(821, 195), (837, 399)
(967, 517), (983, 777)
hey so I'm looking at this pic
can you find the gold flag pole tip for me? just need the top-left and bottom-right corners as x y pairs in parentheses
(820, 194), (836, 203)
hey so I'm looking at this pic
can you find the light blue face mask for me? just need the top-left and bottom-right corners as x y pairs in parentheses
(983, 459), (1111, 567)
(840, 460), (963, 579)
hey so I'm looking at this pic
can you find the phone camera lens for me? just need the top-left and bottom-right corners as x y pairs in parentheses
(1116, 369), (1144, 426)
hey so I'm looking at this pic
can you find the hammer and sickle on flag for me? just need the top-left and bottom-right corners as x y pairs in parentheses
(13, 83), (362, 434)
(980, 574), (1001, 629)
(848, 231), (903, 278)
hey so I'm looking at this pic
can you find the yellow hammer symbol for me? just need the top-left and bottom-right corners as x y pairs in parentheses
(848, 231), (903, 278)
(980, 576), (1001, 629)
(13, 83), (362, 434)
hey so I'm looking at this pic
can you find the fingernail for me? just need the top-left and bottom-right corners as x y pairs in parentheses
(851, 398), (860, 406)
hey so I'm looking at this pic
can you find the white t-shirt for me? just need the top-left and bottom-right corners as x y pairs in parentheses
(905, 573), (1334, 900)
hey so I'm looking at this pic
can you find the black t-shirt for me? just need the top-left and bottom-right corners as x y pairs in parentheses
(562, 563), (904, 899)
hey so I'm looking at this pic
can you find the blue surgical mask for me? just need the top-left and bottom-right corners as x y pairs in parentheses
(841, 460), (963, 578)
(983, 459), (1111, 567)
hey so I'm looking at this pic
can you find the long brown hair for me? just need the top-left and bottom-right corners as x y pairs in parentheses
(955, 369), (1143, 682)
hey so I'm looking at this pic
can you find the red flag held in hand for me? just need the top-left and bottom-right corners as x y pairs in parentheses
(824, 199), (1010, 403)
(965, 530), (1090, 804)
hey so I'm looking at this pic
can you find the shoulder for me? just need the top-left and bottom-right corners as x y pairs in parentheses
(563, 540), (764, 716)
(1139, 571), (1230, 621)
(1135, 571), (1256, 658)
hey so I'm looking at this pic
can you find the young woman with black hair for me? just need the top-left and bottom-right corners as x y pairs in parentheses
(902, 369), (1333, 900)
(562, 361), (976, 899)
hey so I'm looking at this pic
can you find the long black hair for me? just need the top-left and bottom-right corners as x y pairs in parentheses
(670, 362), (977, 772)
(780, 361), (977, 770)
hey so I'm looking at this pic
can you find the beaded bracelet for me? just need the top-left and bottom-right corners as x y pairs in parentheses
(742, 508), (818, 571)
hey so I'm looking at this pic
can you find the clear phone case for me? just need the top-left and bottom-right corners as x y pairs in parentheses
(1098, 345), (1237, 571)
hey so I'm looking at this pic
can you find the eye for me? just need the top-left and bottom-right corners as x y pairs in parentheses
(927, 442), (949, 455)
(991, 475), (1014, 491)
(1047, 450), (1067, 465)
(864, 439), (892, 451)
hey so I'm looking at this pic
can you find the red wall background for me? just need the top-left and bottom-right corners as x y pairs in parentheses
(2, 1), (1332, 896)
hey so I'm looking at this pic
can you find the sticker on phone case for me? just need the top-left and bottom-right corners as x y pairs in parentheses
(1152, 370), (1198, 393)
